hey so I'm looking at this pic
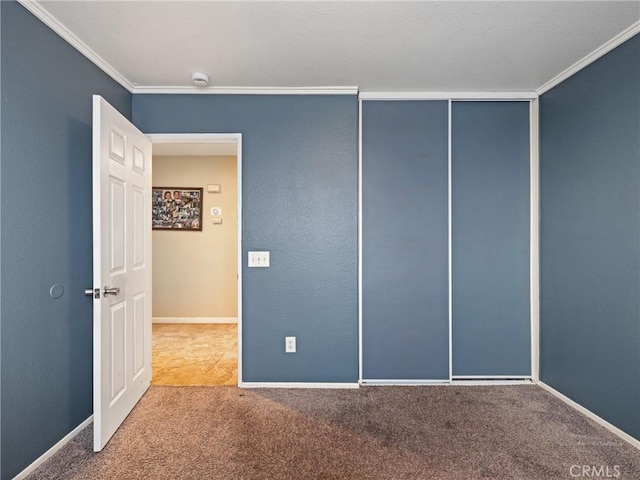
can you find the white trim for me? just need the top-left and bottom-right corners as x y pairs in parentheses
(17, 1), (135, 92)
(359, 92), (537, 101)
(13, 416), (93, 480)
(240, 382), (359, 389)
(152, 317), (237, 324)
(536, 21), (640, 95)
(360, 380), (449, 386)
(530, 99), (540, 382)
(447, 99), (453, 381)
(538, 382), (640, 450)
(359, 379), (533, 386)
(134, 86), (359, 95)
(236, 138), (243, 387)
(148, 133), (243, 386)
(452, 380), (534, 386)
(452, 375), (532, 379)
(357, 99), (364, 383)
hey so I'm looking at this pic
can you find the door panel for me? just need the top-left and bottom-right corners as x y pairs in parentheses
(451, 101), (530, 376)
(93, 95), (152, 451)
(109, 176), (126, 273)
(361, 100), (449, 380)
(132, 186), (145, 268)
(132, 292), (146, 378)
(109, 301), (126, 401)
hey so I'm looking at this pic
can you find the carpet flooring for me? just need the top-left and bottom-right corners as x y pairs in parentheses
(26, 385), (639, 479)
(152, 323), (237, 386)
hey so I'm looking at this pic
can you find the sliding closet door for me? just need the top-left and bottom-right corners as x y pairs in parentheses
(362, 101), (449, 380)
(451, 101), (530, 377)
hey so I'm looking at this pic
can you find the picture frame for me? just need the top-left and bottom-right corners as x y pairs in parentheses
(152, 187), (203, 231)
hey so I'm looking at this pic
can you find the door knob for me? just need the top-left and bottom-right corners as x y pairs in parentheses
(103, 286), (120, 296)
(85, 288), (100, 299)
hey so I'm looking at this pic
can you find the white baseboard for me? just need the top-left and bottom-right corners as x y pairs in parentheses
(451, 380), (534, 386)
(358, 378), (534, 386)
(360, 379), (449, 386)
(13, 416), (93, 480)
(152, 317), (237, 324)
(451, 376), (533, 386)
(240, 382), (359, 389)
(538, 381), (640, 450)
(451, 375), (532, 379)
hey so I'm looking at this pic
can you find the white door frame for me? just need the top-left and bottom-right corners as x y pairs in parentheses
(358, 94), (538, 385)
(147, 133), (243, 385)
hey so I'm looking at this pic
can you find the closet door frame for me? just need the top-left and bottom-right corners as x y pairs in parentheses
(358, 92), (539, 386)
(360, 99), (450, 384)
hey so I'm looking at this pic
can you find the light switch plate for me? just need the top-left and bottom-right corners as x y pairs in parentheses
(248, 251), (270, 267)
(207, 184), (221, 193)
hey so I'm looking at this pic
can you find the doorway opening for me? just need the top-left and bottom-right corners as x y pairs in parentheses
(148, 134), (242, 386)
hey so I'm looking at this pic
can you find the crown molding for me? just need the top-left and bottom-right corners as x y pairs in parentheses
(132, 86), (359, 95)
(18, 0), (135, 92)
(15, 3), (356, 96)
(19, 0), (638, 99)
(537, 20), (640, 95)
(359, 92), (537, 100)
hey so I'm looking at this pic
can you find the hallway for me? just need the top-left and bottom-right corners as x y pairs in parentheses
(152, 323), (237, 386)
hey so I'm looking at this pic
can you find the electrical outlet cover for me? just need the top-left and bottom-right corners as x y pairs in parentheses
(285, 336), (296, 353)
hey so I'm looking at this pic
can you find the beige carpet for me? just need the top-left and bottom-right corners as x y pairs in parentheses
(26, 385), (640, 480)
(152, 323), (237, 386)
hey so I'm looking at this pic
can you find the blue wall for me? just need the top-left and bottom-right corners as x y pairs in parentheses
(0, 2), (132, 478)
(451, 101), (531, 376)
(132, 94), (359, 383)
(540, 34), (640, 440)
(2, 1), (638, 477)
(361, 101), (449, 380)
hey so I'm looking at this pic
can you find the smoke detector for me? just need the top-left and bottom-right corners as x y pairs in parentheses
(191, 72), (210, 87)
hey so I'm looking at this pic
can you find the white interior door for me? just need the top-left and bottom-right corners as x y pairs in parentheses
(92, 95), (152, 452)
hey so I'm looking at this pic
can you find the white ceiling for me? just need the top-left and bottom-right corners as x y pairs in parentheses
(29, 1), (640, 93)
